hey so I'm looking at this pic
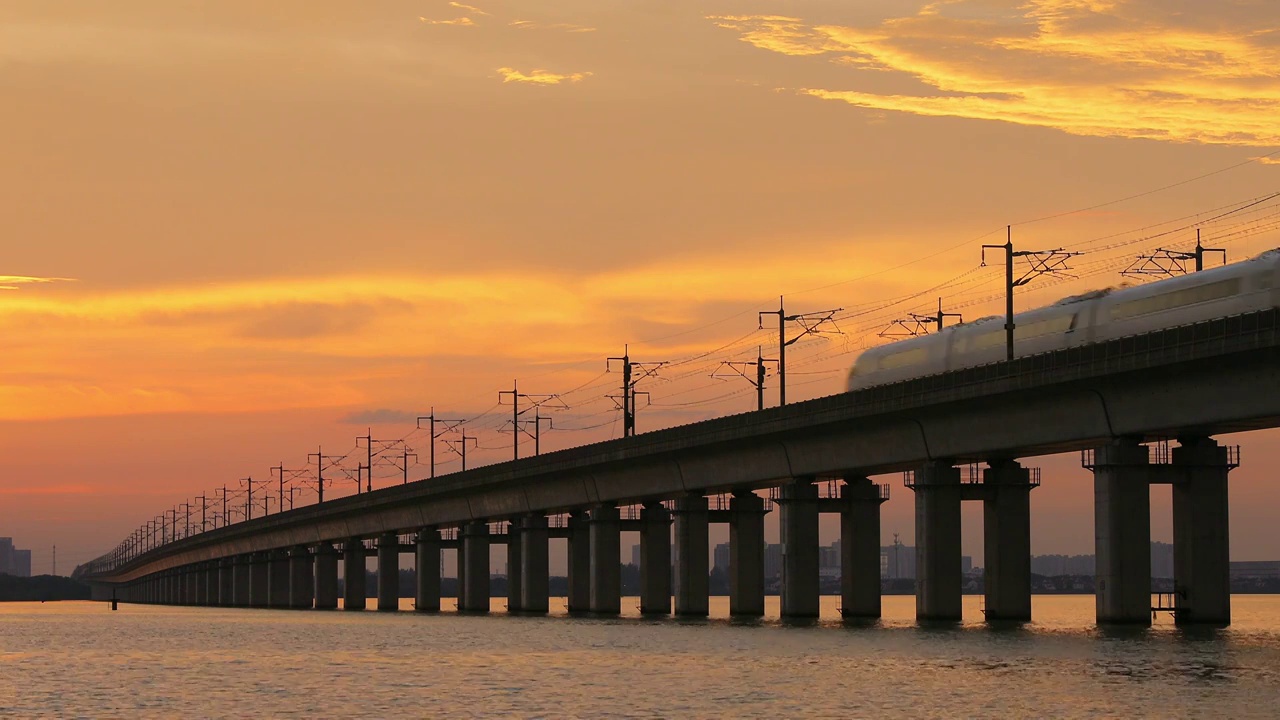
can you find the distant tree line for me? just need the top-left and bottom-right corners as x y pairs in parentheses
(0, 573), (91, 601)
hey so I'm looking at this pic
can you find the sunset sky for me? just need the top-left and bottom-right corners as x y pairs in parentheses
(3, 0), (1279, 572)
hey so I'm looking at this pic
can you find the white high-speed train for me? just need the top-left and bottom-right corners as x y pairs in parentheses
(846, 247), (1280, 391)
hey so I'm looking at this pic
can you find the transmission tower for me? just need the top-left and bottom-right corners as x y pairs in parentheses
(880, 298), (963, 338)
(417, 409), (465, 478)
(607, 346), (667, 437)
(759, 297), (843, 406)
(1122, 230), (1226, 278)
(711, 346), (778, 411)
(981, 227), (1084, 361)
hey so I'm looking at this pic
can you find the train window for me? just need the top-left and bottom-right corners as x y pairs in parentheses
(1015, 314), (1075, 342)
(960, 330), (1004, 353)
(878, 347), (928, 369)
(1110, 278), (1241, 320)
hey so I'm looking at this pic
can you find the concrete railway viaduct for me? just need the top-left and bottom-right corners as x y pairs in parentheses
(78, 309), (1280, 626)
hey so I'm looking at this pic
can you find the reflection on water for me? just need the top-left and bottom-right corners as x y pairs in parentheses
(2, 596), (1279, 717)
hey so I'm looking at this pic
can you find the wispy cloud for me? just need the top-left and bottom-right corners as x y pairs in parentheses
(509, 20), (596, 33)
(419, 16), (475, 26)
(338, 408), (424, 425)
(449, 2), (489, 16)
(0, 276), (76, 291)
(709, 1), (1280, 146)
(496, 67), (592, 85)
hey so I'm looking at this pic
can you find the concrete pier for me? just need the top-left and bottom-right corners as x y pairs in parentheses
(250, 553), (270, 608)
(840, 477), (885, 619)
(639, 501), (672, 615)
(983, 460), (1034, 621)
(218, 558), (234, 606)
(289, 546), (314, 609)
(519, 515), (550, 613)
(196, 564), (210, 606)
(729, 490), (765, 617)
(780, 478), (820, 618)
(567, 510), (591, 613)
(589, 504), (621, 614)
(507, 522), (524, 613)
(343, 538), (367, 611)
(1172, 436), (1233, 625)
(268, 549), (291, 608)
(377, 532), (400, 612)
(1093, 438), (1151, 625)
(456, 545), (466, 610)
(415, 529), (441, 613)
(913, 462), (962, 621)
(461, 522), (491, 612)
(314, 542), (339, 610)
(233, 554), (251, 607)
(673, 494), (709, 616)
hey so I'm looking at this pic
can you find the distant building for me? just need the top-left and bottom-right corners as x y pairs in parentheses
(1151, 541), (1174, 580)
(1230, 561), (1280, 580)
(0, 538), (34, 577)
(819, 541), (840, 579)
(764, 543), (781, 581)
(13, 549), (31, 578)
(713, 543), (730, 573)
(882, 542), (915, 580)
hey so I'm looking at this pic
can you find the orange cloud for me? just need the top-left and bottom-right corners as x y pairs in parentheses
(0, 275), (76, 291)
(710, 1), (1280, 146)
(508, 20), (596, 33)
(496, 67), (592, 85)
(419, 16), (475, 26)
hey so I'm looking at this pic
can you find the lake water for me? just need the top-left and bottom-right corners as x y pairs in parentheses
(3, 595), (1280, 717)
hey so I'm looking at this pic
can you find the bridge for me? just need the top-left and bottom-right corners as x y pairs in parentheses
(78, 309), (1280, 626)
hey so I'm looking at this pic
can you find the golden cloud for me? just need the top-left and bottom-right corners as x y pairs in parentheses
(496, 67), (593, 85)
(419, 16), (475, 26)
(0, 275), (76, 291)
(709, 1), (1280, 146)
(508, 20), (597, 33)
(449, 2), (490, 16)
(0, 245), (938, 422)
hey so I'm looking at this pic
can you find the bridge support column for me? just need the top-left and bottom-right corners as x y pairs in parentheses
(674, 494), (709, 616)
(289, 546), (314, 609)
(1172, 436), (1233, 625)
(377, 532), (400, 612)
(462, 522), (491, 613)
(567, 510), (591, 613)
(913, 462), (962, 621)
(314, 542), (338, 610)
(507, 522), (523, 613)
(343, 538), (366, 611)
(519, 516), (549, 613)
(415, 529), (441, 613)
(269, 549), (291, 608)
(589, 504), (621, 614)
(197, 563), (211, 606)
(218, 558), (233, 606)
(182, 568), (195, 605)
(250, 553), (270, 608)
(729, 490), (765, 617)
(1092, 438), (1151, 625)
(780, 478), (820, 618)
(983, 460), (1034, 621)
(233, 555), (252, 607)
(841, 477), (886, 619)
(455, 544), (466, 610)
(639, 502), (672, 615)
